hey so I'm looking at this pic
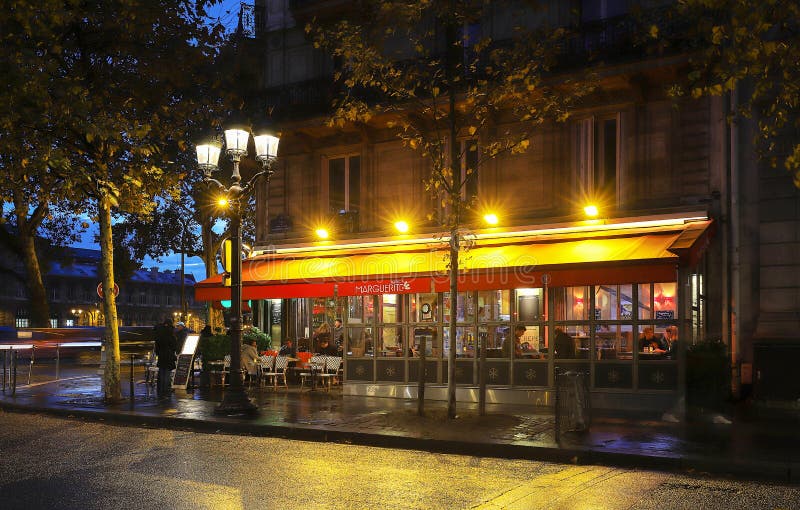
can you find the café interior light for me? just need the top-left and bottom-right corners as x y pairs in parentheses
(394, 220), (410, 233)
(484, 213), (499, 225)
(584, 204), (599, 218)
(315, 228), (329, 240)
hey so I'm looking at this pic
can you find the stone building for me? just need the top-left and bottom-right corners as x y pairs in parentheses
(196, 1), (800, 409)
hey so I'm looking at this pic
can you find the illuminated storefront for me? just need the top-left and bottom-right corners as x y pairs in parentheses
(196, 213), (713, 410)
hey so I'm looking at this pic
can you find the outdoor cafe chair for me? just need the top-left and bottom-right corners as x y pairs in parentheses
(257, 354), (274, 386)
(263, 355), (289, 390)
(317, 356), (342, 390)
(299, 355), (327, 391)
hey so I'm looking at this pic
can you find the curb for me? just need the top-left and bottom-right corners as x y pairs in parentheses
(1, 399), (797, 483)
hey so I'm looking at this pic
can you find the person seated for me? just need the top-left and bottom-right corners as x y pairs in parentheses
(638, 327), (667, 354)
(316, 338), (339, 356)
(279, 339), (296, 357)
(240, 339), (259, 378)
(663, 325), (679, 358)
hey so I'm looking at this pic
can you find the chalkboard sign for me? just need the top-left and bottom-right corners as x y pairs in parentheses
(518, 295), (540, 322)
(172, 334), (199, 389)
(655, 310), (674, 320)
(171, 354), (194, 388)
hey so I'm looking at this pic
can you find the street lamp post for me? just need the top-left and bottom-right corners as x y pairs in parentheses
(195, 122), (279, 415)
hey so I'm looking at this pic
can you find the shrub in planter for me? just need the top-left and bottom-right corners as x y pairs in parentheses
(199, 334), (229, 366)
(243, 326), (272, 352)
(686, 339), (730, 412)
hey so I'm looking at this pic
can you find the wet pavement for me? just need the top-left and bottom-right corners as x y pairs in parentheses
(2, 364), (799, 483)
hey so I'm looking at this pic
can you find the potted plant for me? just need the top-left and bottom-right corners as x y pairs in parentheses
(686, 339), (731, 416)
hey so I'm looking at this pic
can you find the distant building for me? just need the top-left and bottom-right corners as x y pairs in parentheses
(0, 245), (205, 331)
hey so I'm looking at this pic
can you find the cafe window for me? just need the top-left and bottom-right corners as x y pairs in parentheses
(553, 286), (590, 321)
(594, 324), (635, 360)
(412, 326), (440, 358)
(328, 154), (361, 213)
(377, 326), (404, 357)
(380, 294), (404, 324)
(347, 295), (374, 324)
(410, 293), (438, 322)
(691, 272), (705, 344)
(515, 288), (543, 323)
(477, 290), (511, 322)
(484, 325), (510, 358)
(571, 114), (619, 207)
(594, 284), (632, 320)
(443, 292), (475, 323)
(637, 324), (672, 361)
(638, 282), (676, 321)
(443, 326), (477, 358)
(347, 326), (373, 357)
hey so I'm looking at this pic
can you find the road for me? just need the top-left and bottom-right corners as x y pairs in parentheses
(0, 412), (797, 509)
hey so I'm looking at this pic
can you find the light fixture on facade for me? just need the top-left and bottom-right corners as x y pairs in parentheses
(584, 204), (599, 218)
(394, 220), (409, 233)
(484, 213), (499, 225)
(315, 228), (330, 240)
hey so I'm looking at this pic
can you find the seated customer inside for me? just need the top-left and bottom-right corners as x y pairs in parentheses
(638, 327), (667, 354)
(316, 338), (339, 356)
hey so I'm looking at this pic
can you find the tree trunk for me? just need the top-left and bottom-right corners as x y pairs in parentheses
(202, 216), (224, 331)
(445, 13), (460, 419)
(17, 226), (50, 327)
(447, 234), (459, 418)
(98, 195), (122, 402)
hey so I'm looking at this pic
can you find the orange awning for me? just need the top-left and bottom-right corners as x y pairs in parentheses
(195, 219), (713, 301)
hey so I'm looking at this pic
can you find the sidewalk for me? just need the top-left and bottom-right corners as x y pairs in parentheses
(1, 366), (799, 483)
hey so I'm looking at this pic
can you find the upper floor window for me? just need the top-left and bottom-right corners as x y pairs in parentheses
(571, 115), (619, 207)
(328, 155), (361, 213)
(581, 0), (629, 22)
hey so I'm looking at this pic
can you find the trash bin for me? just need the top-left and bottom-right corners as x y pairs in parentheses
(555, 368), (590, 439)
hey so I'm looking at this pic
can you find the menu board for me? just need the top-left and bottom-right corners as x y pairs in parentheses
(655, 310), (675, 321)
(173, 334), (199, 388)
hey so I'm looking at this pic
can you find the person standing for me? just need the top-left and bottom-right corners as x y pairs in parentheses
(502, 324), (526, 358)
(554, 327), (576, 359)
(174, 321), (189, 353)
(154, 319), (178, 398)
(332, 319), (345, 352)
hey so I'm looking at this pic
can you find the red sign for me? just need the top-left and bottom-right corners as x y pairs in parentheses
(97, 282), (120, 299)
(336, 278), (430, 296)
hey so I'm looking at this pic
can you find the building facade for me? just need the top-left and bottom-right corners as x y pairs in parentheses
(0, 246), (205, 332)
(197, 1), (800, 410)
